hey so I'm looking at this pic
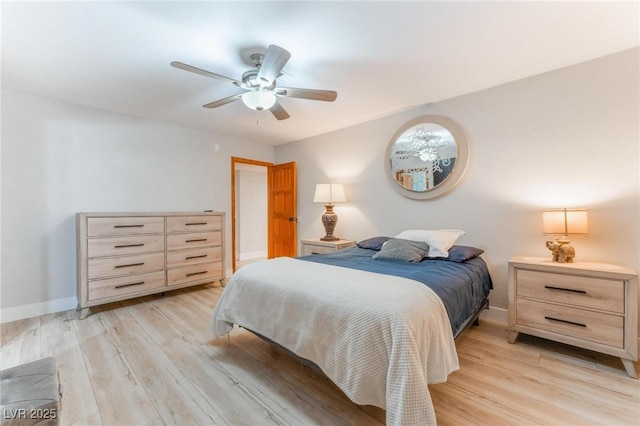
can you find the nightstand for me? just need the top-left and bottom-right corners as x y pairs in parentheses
(508, 256), (638, 378)
(300, 239), (356, 256)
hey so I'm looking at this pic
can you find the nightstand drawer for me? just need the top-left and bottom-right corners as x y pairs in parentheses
(516, 269), (624, 313)
(303, 244), (336, 255)
(300, 239), (356, 256)
(516, 298), (624, 348)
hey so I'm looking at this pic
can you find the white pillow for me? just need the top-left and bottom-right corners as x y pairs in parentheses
(395, 229), (465, 258)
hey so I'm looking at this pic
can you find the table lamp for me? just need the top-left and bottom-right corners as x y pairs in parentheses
(542, 208), (588, 263)
(313, 184), (346, 241)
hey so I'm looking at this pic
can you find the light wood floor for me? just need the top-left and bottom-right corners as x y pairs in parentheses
(2, 284), (639, 425)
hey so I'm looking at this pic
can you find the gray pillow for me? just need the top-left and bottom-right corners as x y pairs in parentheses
(372, 238), (430, 263)
(356, 236), (390, 251)
(445, 245), (484, 262)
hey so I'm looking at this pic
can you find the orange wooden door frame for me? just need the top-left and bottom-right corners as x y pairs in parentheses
(231, 157), (297, 273)
(231, 157), (273, 273)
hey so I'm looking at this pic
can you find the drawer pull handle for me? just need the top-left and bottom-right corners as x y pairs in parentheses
(544, 285), (587, 294)
(186, 271), (208, 277)
(114, 224), (144, 228)
(186, 239), (207, 243)
(544, 316), (586, 327)
(186, 254), (208, 260)
(114, 262), (145, 269)
(114, 243), (145, 248)
(115, 281), (145, 289)
(186, 222), (207, 226)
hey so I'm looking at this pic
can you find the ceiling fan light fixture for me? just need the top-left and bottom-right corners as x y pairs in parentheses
(173, 44), (336, 120)
(242, 89), (276, 111)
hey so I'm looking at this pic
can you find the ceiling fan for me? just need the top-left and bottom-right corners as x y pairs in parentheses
(171, 45), (337, 121)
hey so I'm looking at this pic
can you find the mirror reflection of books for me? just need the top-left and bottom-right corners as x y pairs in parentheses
(397, 170), (429, 191)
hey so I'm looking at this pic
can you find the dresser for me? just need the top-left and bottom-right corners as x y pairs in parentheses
(300, 238), (356, 256)
(508, 256), (638, 378)
(77, 212), (224, 319)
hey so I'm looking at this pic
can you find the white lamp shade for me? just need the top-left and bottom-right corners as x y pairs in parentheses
(542, 208), (589, 235)
(313, 184), (347, 203)
(242, 90), (276, 111)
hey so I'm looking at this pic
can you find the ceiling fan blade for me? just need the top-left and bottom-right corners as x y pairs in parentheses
(270, 100), (290, 120)
(257, 45), (291, 86)
(203, 93), (243, 109)
(171, 61), (244, 87)
(277, 87), (337, 102)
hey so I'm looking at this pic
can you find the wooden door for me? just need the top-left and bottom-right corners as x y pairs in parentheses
(268, 162), (297, 258)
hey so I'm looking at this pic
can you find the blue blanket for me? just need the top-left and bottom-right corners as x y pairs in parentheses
(299, 246), (493, 337)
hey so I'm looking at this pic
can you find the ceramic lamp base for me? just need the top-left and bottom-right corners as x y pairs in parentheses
(320, 204), (339, 241)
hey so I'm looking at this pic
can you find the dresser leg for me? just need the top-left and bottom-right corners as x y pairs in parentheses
(508, 330), (519, 344)
(79, 308), (89, 320)
(621, 358), (638, 379)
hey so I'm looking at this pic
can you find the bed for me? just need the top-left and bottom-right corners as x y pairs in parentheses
(211, 233), (493, 425)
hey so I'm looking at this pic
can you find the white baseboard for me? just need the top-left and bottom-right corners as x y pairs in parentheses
(238, 250), (267, 261)
(479, 305), (508, 326)
(0, 297), (78, 324)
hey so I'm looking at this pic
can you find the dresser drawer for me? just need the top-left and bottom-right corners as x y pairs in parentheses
(87, 217), (165, 237)
(166, 246), (221, 268)
(167, 262), (223, 286)
(516, 298), (624, 348)
(517, 269), (624, 313)
(88, 271), (166, 301)
(166, 231), (221, 250)
(88, 235), (165, 258)
(88, 252), (165, 279)
(167, 215), (222, 233)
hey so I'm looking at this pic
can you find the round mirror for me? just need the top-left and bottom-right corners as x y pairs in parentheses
(385, 115), (470, 200)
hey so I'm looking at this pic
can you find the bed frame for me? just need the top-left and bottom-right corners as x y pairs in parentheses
(454, 297), (490, 339)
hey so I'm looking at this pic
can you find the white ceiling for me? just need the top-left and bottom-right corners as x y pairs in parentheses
(2, 1), (638, 146)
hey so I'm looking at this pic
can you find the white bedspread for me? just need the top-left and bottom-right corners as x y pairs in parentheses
(211, 257), (459, 425)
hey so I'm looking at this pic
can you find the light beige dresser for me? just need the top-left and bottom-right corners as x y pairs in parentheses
(77, 212), (224, 319)
(508, 256), (638, 378)
(300, 238), (356, 256)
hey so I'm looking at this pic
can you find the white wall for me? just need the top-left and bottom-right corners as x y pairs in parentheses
(237, 167), (267, 260)
(0, 89), (274, 320)
(2, 49), (637, 325)
(275, 49), (639, 316)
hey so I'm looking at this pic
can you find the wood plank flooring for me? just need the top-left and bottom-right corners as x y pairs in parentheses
(2, 284), (639, 425)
